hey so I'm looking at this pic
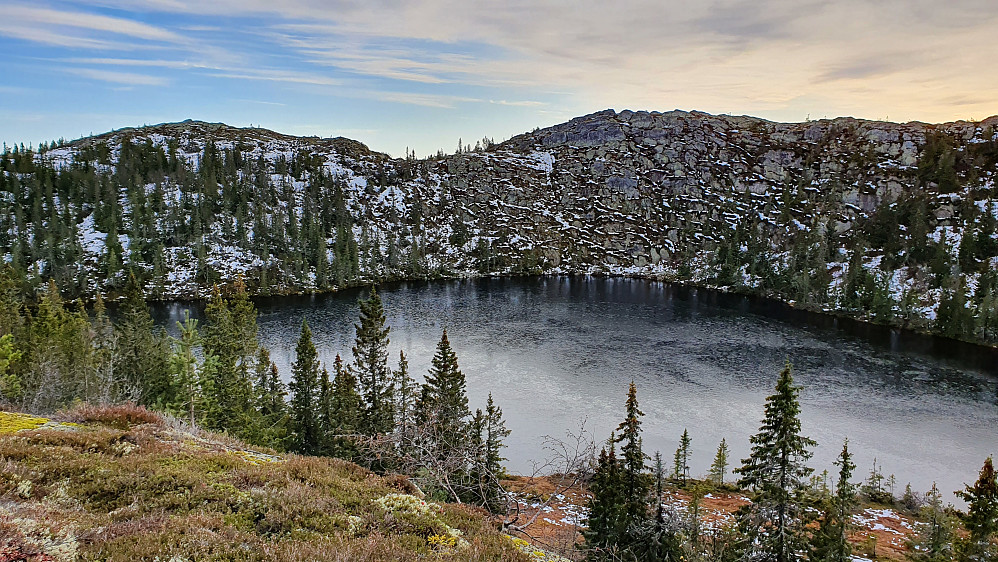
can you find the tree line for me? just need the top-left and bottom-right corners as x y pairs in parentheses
(0, 136), (430, 299)
(0, 266), (509, 511)
(582, 365), (998, 562)
(4, 126), (998, 347)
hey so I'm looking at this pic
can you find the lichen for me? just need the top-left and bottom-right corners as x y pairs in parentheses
(372, 493), (469, 548)
(0, 411), (49, 434)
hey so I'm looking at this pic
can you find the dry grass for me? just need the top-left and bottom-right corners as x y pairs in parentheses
(0, 409), (530, 561)
(60, 403), (161, 428)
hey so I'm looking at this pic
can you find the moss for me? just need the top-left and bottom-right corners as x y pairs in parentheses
(0, 411), (49, 434)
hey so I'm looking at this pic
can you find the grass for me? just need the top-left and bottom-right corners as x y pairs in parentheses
(0, 406), (530, 561)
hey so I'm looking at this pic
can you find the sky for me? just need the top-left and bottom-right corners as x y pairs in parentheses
(1, 0), (997, 158)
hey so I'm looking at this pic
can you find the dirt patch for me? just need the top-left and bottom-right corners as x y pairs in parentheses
(504, 476), (921, 562)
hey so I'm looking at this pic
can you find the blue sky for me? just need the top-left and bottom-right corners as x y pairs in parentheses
(1, 0), (997, 157)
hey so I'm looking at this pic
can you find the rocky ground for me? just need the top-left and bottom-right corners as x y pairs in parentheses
(504, 475), (922, 562)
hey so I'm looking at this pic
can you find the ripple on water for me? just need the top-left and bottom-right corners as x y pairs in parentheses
(150, 277), (998, 499)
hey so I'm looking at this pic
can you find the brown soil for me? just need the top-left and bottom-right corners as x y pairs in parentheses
(503, 476), (920, 562)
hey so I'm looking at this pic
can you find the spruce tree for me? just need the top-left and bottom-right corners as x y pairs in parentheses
(392, 350), (417, 434)
(956, 457), (998, 562)
(810, 439), (857, 562)
(169, 310), (202, 425)
(330, 354), (362, 460)
(289, 318), (320, 454)
(254, 347), (288, 450)
(735, 361), (816, 562)
(351, 287), (393, 435)
(254, 347), (273, 411)
(477, 392), (510, 512)
(710, 438), (730, 485)
(614, 382), (650, 528)
(674, 428), (692, 485)
(628, 451), (683, 562)
(202, 283), (260, 439)
(317, 366), (333, 455)
(114, 272), (173, 407)
(910, 483), (956, 562)
(24, 282), (92, 410)
(418, 329), (471, 448)
(583, 437), (625, 560)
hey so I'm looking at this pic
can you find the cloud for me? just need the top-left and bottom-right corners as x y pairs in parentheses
(0, 4), (182, 46)
(489, 100), (546, 107)
(7, 0), (998, 126)
(66, 68), (169, 86)
(60, 57), (209, 69)
(234, 99), (287, 106)
(372, 91), (480, 108)
(815, 60), (901, 83)
(207, 69), (342, 87)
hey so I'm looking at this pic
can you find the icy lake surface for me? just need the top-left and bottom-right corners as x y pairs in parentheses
(153, 277), (998, 499)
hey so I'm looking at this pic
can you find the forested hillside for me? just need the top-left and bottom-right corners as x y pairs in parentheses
(2, 111), (998, 343)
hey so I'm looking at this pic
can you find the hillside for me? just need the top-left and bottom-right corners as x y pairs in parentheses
(0, 406), (532, 561)
(3, 109), (998, 343)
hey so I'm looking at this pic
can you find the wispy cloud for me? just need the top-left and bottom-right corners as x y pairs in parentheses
(234, 99), (287, 106)
(490, 99), (546, 107)
(4, 0), (998, 158)
(207, 69), (342, 87)
(66, 68), (169, 86)
(60, 57), (211, 69)
(0, 4), (183, 48)
(372, 91), (480, 108)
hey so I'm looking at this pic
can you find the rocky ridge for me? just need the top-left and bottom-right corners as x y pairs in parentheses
(19, 109), (998, 338)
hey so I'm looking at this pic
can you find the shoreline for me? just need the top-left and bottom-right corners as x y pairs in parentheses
(135, 271), (998, 376)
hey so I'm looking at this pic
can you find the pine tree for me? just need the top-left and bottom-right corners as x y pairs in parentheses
(289, 318), (320, 454)
(710, 438), (730, 485)
(810, 439), (857, 562)
(614, 382), (650, 527)
(418, 329), (471, 449)
(735, 361), (817, 562)
(956, 457), (998, 562)
(351, 287), (393, 435)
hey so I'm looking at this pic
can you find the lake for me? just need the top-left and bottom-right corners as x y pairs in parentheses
(151, 276), (998, 500)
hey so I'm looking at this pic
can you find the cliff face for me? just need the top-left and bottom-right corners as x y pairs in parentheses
(416, 109), (995, 273)
(10, 110), (998, 338)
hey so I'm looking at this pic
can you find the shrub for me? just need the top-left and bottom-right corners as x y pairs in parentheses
(63, 404), (161, 429)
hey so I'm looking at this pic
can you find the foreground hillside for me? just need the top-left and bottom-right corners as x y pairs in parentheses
(0, 406), (528, 561)
(3, 110), (998, 344)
